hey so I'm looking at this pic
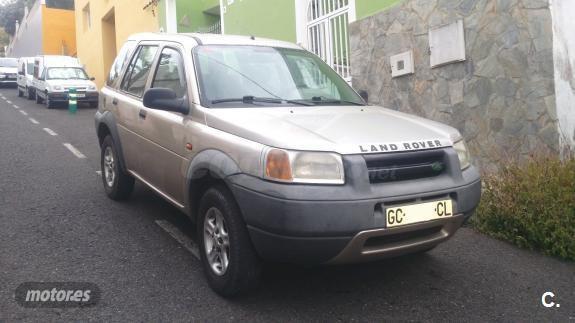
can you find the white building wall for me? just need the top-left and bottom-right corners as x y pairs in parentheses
(6, 1), (43, 57)
(551, 0), (575, 151)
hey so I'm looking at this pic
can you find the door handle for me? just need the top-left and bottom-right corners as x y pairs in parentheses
(139, 109), (147, 119)
(112, 98), (118, 105)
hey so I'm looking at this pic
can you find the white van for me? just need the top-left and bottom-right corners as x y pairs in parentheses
(0, 57), (18, 88)
(17, 57), (35, 99)
(32, 55), (99, 109)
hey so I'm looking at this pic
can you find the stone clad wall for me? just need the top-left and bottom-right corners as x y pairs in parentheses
(551, 0), (575, 151)
(349, 0), (558, 172)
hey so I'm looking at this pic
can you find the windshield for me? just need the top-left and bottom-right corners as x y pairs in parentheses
(193, 45), (364, 107)
(46, 67), (88, 80)
(0, 58), (18, 68)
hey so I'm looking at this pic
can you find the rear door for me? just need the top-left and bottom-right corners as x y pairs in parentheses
(114, 43), (159, 175)
(17, 60), (25, 88)
(137, 44), (190, 205)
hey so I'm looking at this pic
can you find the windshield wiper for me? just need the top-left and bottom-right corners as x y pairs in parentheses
(212, 96), (313, 106)
(308, 96), (365, 106)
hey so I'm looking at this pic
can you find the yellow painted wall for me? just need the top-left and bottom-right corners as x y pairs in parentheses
(75, 0), (159, 88)
(41, 6), (77, 56)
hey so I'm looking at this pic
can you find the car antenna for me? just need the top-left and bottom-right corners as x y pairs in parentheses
(250, 35), (255, 40)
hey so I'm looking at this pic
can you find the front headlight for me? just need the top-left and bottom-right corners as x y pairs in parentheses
(453, 139), (471, 170)
(264, 148), (344, 184)
(88, 85), (97, 91)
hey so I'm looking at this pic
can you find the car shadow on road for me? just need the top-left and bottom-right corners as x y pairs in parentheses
(127, 183), (457, 306)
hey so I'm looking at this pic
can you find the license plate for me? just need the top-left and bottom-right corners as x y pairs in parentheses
(386, 199), (453, 227)
(75, 94), (86, 98)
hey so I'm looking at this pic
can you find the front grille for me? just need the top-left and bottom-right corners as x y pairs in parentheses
(363, 149), (446, 184)
(363, 226), (442, 248)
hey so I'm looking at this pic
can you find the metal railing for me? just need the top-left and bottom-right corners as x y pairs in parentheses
(196, 21), (221, 34)
(307, 0), (351, 81)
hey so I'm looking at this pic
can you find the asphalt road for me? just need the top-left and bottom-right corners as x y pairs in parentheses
(0, 87), (573, 321)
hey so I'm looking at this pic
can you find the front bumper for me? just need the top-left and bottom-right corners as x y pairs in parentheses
(227, 151), (481, 265)
(48, 92), (99, 103)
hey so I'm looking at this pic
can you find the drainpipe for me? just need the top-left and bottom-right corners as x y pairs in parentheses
(219, 0), (225, 34)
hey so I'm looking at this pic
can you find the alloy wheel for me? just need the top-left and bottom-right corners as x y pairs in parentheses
(203, 207), (230, 276)
(103, 146), (116, 187)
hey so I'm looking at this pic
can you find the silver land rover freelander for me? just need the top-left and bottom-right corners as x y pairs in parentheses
(95, 33), (481, 297)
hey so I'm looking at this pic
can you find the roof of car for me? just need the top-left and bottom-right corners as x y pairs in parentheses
(126, 33), (302, 50)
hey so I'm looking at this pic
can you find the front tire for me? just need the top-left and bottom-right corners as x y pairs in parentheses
(35, 91), (43, 104)
(100, 135), (134, 200)
(45, 96), (53, 109)
(18, 88), (23, 97)
(27, 88), (34, 100)
(198, 185), (261, 297)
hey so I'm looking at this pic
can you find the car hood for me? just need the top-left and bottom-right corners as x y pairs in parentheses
(204, 106), (461, 155)
(0, 67), (17, 74)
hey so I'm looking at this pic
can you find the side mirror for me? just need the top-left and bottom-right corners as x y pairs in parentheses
(90, 77), (95, 81)
(358, 90), (369, 103)
(143, 88), (189, 114)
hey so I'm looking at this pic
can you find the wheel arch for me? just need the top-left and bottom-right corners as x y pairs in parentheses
(95, 111), (128, 173)
(185, 150), (242, 222)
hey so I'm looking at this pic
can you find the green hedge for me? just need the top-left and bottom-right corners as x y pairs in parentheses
(472, 155), (575, 261)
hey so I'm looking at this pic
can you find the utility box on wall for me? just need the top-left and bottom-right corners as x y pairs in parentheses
(390, 50), (414, 77)
(429, 20), (466, 68)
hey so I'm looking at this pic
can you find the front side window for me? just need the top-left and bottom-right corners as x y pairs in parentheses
(121, 45), (158, 97)
(108, 41), (136, 87)
(193, 45), (364, 108)
(151, 47), (187, 99)
(46, 67), (88, 80)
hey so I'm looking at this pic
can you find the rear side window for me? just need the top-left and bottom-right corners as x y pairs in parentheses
(107, 41), (136, 87)
(120, 45), (158, 97)
(151, 47), (187, 99)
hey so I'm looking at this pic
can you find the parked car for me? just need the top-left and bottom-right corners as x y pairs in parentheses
(0, 57), (18, 88)
(95, 33), (481, 297)
(32, 56), (98, 109)
(17, 57), (35, 99)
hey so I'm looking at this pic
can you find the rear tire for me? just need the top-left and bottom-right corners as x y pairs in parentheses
(100, 135), (134, 201)
(198, 185), (261, 297)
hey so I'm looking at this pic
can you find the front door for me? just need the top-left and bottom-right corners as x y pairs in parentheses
(137, 45), (189, 205)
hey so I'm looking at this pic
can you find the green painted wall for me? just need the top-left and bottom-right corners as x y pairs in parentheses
(223, 0), (297, 42)
(355, 0), (403, 20)
(158, 1), (167, 31)
(176, 0), (221, 33)
(158, 0), (219, 33)
(158, 0), (402, 36)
